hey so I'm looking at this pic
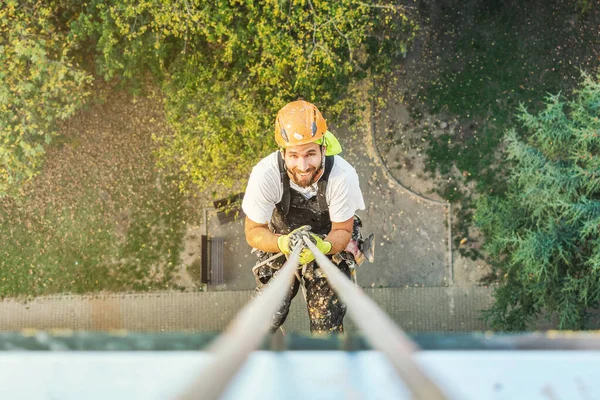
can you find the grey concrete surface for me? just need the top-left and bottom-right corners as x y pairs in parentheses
(340, 112), (449, 288)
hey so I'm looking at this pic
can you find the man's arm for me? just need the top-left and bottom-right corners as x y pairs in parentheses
(325, 217), (354, 254)
(244, 216), (281, 253)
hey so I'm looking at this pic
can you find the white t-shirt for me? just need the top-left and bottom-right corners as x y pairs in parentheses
(242, 151), (365, 224)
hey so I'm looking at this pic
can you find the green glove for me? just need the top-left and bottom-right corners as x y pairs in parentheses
(298, 234), (332, 265)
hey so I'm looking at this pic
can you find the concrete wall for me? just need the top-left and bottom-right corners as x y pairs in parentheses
(0, 287), (494, 333)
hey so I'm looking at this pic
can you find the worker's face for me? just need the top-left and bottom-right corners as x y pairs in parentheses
(283, 143), (324, 188)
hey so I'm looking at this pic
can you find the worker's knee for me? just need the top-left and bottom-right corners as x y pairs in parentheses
(306, 278), (347, 333)
(308, 301), (347, 333)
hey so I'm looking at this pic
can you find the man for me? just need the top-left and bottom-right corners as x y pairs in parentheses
(242, 100), (365, 333)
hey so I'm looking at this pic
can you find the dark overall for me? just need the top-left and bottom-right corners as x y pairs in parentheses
(252, 153), (351, 333)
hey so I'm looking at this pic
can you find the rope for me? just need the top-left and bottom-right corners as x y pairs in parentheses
(175, 246), (303, 400)
(175, 237), (454, 399)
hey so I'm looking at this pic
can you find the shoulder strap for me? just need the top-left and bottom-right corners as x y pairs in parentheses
(317, 156), (335, 211)
(277, 151), (291, 216)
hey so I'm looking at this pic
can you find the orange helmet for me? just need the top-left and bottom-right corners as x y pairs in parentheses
(274, 100), (327, 148)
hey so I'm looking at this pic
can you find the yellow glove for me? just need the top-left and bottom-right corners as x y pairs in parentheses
(277, 226), (312, 256)
(298, 249), (314, 265)
(277, 234), (291, 256)
(312, 233), (333, 254)
(298, 234), (332, 265)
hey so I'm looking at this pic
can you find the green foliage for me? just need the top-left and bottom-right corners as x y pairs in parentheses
(475, 73), (600, 330)
(0, 0), (417, 296)
(422, 0), (599, 199)
(0, 87), (191, 297)
(578, 0), (591, 16)
(1, 0), (417, 195)
(0, 168), (188, 296)
(0, 0), (91, 196)
(70, 0), (417, 191)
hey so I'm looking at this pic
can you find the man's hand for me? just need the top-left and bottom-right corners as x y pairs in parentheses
(277, 226), (312, 256)
(298, 233), (332, 265)
(311, 233), (332, 254)
(276, 234), (291, 255)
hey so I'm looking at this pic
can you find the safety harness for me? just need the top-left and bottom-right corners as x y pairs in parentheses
(271, 151), (335, 236)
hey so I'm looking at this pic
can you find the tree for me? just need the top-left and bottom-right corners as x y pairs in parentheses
(0, 1), (416, 196)
(70, 0), (417, 191)
(0, 0), (91, 196)
(475, 73), (600, 330)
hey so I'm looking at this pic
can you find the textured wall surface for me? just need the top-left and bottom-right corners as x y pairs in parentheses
(0, 287), (494, 333)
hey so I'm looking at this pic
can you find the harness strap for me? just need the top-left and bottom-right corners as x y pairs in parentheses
(317, 155), (335, 210)
(276, 152), (335, 217)
(277, 152), (291, 216)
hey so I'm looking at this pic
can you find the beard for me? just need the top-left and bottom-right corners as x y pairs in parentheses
(289, 166), (320, 188)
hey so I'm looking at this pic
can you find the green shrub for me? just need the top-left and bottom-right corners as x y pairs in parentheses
(71, 0), (416, 190)
(476, 73), (600, 330)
